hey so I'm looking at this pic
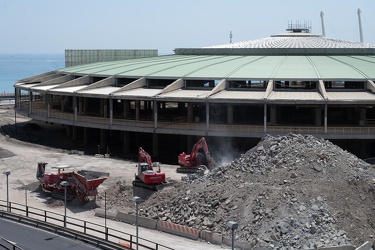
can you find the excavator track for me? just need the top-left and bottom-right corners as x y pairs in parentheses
(132, 180), (158, 191)
(132, 179), (173, 191)
(176, 165), (207, 175)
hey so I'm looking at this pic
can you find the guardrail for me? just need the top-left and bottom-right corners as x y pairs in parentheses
(16, 105), (375, 138)
(0, 235), (23, 250)
(0, 200), (173, 250)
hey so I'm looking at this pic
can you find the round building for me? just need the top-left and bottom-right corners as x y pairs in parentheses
(14, 27), (375, 160)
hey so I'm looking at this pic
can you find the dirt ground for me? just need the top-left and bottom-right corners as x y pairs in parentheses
(0, 104), (227, 250)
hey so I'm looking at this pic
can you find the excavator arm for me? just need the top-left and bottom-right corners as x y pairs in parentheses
(177, 137), (215, 174)
(138, 147), (153, 169)
(189, 137), (214, 167)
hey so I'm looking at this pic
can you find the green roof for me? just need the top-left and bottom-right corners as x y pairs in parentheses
(59, 55), (375, 81)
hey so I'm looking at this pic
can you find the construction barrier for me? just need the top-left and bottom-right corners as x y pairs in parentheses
(116, 212), (156, 230)
(222, 236), (255, 250)
(200, 230), (222, 245)
(156, 220), (199, 240)
(94, 209), (117, 220)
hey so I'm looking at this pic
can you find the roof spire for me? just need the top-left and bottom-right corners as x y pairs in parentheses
(229, 31), (233, 44)
(320, 11), (326, 37)
(357, 8), (364, 43)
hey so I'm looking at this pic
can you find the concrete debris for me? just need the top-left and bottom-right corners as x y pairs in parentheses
(104, 133), (375, 249)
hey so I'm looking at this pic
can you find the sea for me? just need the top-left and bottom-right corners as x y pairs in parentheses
(0, 54), (65, 94)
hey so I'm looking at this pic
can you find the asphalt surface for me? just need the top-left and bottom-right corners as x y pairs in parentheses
(0, 218), (99, 250)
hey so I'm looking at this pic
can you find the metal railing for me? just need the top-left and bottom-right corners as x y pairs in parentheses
(0, 236), (23, 250)
(18, 106), (375, 137)
(0, 200), (173, 250)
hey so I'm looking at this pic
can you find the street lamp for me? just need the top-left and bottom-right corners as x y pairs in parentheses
(132, 196), (144, 250)
(60, 181), (69, 227)
(226, 221), (238, 250)
(3, 171), (10, 212)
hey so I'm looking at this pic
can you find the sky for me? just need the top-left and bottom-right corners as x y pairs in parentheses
(0, 0), (374, 55)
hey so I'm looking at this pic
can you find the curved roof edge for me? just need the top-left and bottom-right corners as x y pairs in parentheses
(174, 47), (375, 56)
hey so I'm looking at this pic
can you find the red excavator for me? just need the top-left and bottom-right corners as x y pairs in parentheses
(132, 147), (167, 190)
(177, 137), (215, 174)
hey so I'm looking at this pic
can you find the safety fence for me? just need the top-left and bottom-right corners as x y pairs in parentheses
(0, 200), (173, 250)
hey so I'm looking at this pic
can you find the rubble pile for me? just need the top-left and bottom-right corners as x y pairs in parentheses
(137, 134), (375, 249)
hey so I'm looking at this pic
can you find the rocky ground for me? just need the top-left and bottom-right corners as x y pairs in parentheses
(101, 133), (375, 249)
(2, 104), (375, 249)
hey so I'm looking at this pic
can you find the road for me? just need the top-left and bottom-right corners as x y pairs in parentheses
(0, 217), (98, 250)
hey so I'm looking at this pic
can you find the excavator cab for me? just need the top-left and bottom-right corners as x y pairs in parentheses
(36, 162), (48, 178)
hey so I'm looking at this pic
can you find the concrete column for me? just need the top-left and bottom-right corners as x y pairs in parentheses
(135, 100), (140, 121)
(152, 133), (159, 158)
(264, 103), (267, 133)
(73, 96), (77, 122)
(83, 127), (89, 145)
(315, 108), (322, 126)
(28, 91), (32, 115)
(100, 129), (107, 152)
(16, 89), (21, 110)
(109, 98), (113, 125)
(270, 106), (277, 125)
(123, 101), (129, 119)
(78, 97), (83, 115)
(206, 102), (209, 133)
(103, 99), (108, 118)
(123, 131), (130, 154)
(153, 100), (158, 129)
(324, 104), (327, 133)
(83, 97), (87, 114)
(187, 104), (194, 122)
(46, 94), (50, 118)
(227, 105), (233, 124)
(61, 96), (65, 112)
(359, 108), (366, 126)
(72, 126), (77, 141)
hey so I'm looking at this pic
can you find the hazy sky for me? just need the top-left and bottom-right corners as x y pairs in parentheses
(1, 0), (374, 55)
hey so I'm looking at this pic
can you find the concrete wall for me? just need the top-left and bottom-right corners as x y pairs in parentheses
(65, 49), (158, 67)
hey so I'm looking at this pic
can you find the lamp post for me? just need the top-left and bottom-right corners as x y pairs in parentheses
(60, 181), (69, 227)
(132, 196), (144, 250)
(226, 221), (238, 250)
(3, 171), (10, 212)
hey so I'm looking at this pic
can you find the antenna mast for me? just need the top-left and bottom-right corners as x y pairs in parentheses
(229, 31), (233, 44)
(320, 11), (326, 37)
(357, 8), (364, 43)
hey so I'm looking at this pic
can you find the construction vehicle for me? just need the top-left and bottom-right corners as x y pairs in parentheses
(132, 147), (168, 190)
(36, 162), (109, 202)
(177, 137), (215, 174)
